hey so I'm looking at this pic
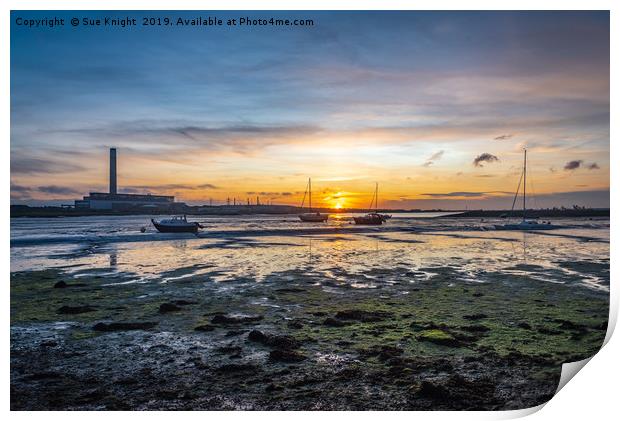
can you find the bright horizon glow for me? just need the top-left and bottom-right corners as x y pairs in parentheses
(10, 11), (610, 210)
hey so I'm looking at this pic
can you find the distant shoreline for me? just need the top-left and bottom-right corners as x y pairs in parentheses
(9, 205), (609, 218)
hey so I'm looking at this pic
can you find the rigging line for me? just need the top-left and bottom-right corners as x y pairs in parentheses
(300, 179), (308, 209)
(368, 186), (376, 212)
(527, 158), (538, 210)
(510, 168), (524, 218)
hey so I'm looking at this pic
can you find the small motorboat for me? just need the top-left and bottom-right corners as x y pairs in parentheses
(298, 178), (329, 222)
(300, 212), (329, 222)
(151, 215), (204, 233)
(378, 213), (392, 222)
(353, 213), (384, 225)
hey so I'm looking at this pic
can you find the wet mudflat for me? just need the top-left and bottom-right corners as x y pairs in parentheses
(10, 220), (609, 410)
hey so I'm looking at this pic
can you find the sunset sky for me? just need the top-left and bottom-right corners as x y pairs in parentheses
(11, 11), (609, 209)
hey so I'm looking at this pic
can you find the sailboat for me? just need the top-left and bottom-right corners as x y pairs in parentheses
(353, 183), (385, 225)
(494, 149), (557, 231)
(299, 178), (329, 222)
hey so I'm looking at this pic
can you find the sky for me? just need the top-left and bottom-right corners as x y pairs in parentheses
(10, 11), (610, 209)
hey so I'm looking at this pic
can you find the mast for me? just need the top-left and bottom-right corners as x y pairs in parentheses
(375, 182), (378, 212)
(523, 149), (527, 220)
(309, 178), (312, 211)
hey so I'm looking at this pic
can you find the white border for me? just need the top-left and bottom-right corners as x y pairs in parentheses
(3, 1), (617, 419)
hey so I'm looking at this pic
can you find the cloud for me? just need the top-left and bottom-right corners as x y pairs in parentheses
(421, 191), (511, 198)
(494, 134), (514, 141)
(36, 185), (80, 195)
(11, 156), (86, 175)
(11, 183), (31, 193)
(11, 183), (79, 198)
(473, 153), (499, 167)
(125, 183), (219, 192)
(245, 191), (294, 196)
(422, 150), (444, 167)
(564, 160), (583, 170)
(588, 162), (600, 170)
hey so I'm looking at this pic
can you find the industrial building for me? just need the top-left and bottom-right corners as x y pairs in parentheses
(74, 148), (177, 210)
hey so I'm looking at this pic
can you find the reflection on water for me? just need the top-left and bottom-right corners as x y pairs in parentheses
(10, 216), (609, 293)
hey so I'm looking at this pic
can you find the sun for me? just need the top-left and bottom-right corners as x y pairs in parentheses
(334, 203), (343, 209)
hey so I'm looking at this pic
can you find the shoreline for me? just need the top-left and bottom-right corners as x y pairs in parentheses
(10, 205), (609, 219)
(10, 265), (608, 410)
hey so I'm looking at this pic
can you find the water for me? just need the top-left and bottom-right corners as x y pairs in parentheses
(10, 214), (610, 293)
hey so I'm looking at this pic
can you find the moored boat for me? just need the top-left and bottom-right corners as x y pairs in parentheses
(151, 215), (204, 233)
(353, 213), (384, 225)
(298, 178), (329, 222)
(495, 219), (556, 230)
(494, 149), (559, 231)
(354, 182), (385, 225)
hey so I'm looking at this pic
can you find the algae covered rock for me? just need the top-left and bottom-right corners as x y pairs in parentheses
(418, 329), (462, 347)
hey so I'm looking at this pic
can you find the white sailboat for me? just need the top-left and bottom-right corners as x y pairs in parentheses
(494, 149), (557, 231)
(299, 178), (329, 222)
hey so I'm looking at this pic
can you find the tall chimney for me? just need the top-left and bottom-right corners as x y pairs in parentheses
(109, 148), (117, 195)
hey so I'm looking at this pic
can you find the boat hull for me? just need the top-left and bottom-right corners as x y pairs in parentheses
(353, 216), (383, 225)
(299, 213), (328, 222)
(151, 219), (200, 233)
(494, 223), (557, 231)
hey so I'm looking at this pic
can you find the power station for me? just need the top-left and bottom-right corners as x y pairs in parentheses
(74, 148), (177, 210)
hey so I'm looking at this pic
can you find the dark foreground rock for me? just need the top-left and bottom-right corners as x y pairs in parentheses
(159, 303), (182, 313)
(57, 305), (97, 314)
(269, 349), (307, 363)
(92, 322), (158, 332)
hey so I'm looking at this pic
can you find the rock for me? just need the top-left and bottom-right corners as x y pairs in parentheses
(174, 300), (197, 306)
(194, 324), (215, 332)
(212, 314), (263, 324)
(159, 303), (181, 313)
(215, 345), (242, 354)
(269, 349), (307, 363)
(323, 317), (346, 327)
(463, 313), (488, 321)
(40, 340), (58, 347)
(417, 380), (451, 399)
(472, 292), (485, 297)
(92, 322), (157, 332)
(335, 309), (392, 322)
(287, 320), (303, 329)
(418, 329), (463, 347)
(536, 326), (561, 335)
(248, 330), (300, 349)
(275, 288), (305, 293)
(358, 345), (404, 361)
(216, 363), (259, 373)
(461, 324), (490, 333)
(248, 329), (268, 342)
(265, 383), (283, 392)
(57, 305), (97, 314)
(517, 322), (532, 330)
(377, 345), (404, 361)
(53, 280), (86, 288)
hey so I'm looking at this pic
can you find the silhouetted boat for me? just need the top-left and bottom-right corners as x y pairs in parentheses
(152, 215), (204, 233)
(299, 178), (329, 222)
(494, 149), (558, 231)
(354, 183), (385, 225)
